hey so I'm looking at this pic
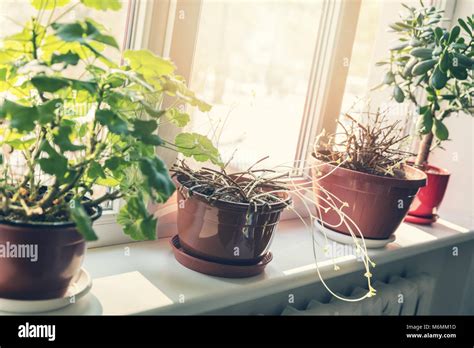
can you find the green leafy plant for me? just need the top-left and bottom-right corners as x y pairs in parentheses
(376, 2), (473, 167)
(0, 0), (221, 240)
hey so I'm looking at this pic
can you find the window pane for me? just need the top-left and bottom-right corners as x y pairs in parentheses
(340, 0), (381, 111)
(188, 0), (323, 170)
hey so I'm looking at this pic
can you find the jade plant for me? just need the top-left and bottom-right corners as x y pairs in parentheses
(376, 2), (473, 167)
(0, 0), (221, 240)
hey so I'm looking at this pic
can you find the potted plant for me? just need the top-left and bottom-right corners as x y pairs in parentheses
(312, 109), (427, 240)
(376, 3), (473, 223)
(0, 0), (218, 300)
(171, 160), (291, 276)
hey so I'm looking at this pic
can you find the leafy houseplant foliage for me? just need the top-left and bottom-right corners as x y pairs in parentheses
(314, 109), (413, 178)
(376, 2), (473, 166)
(0, 0), (220, 240)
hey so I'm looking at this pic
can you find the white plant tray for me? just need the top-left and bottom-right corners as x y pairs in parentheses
(0, 268), (92, 314)
(315, 220), (396, 248)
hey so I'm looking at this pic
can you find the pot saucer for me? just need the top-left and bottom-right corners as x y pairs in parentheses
(170, 235), (272, 278)
(315, 220), (395, 248)
(0, 268), (92, 314)
(404, 213), (438, 225)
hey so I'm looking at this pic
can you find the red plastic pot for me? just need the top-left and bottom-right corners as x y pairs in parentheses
(176, 174), (291, 265)
(0, 208), (101, 300)
(407, 163), (450, 219)
(312, 157), (427, 240)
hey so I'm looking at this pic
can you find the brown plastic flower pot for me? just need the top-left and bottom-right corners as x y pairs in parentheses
(312, 156), (426, 240)
(0, 208), (101, 300)
(176, 174), (291, 265)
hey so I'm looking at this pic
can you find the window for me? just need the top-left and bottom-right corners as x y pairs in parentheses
(163, 0), (361, 176)
(187, 0), (324, 170)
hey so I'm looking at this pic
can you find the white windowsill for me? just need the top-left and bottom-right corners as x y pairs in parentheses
(2, 217), (473, 315)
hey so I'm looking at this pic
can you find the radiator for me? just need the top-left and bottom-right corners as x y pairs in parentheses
(282, 273), (436, 315)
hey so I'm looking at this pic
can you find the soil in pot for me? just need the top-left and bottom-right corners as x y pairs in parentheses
(312, 156), (427, 240)
(174, 171), (291, 266)
(0, 207), (101, 300)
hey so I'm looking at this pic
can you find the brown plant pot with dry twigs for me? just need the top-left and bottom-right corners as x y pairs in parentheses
(312, 156), (426, 240)
(175, 174), (291, 265)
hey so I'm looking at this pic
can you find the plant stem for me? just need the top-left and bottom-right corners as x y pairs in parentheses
(415, 131), (433, 167)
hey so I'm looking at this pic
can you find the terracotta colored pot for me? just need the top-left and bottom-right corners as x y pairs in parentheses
(0, 207), (101, 300)
(312, 157), (426, 240)
(407, 164), (450, 218)
(176, 174), (291, 265)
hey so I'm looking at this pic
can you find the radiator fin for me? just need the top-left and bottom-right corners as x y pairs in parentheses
(281, 273), (435, 316)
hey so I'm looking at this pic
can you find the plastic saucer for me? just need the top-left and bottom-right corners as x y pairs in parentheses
(0, 268), (92, 314)
(170, 235), (272, 278)
(315, 220), (395, 248)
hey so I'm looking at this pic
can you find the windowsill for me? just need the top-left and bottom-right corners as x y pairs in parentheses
(2, 217), (473, 315)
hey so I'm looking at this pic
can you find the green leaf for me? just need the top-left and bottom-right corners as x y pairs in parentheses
(85, 20), (119, 49)
(131, 119), (163, 145)
(117, 194), (157, 240)
(383, 71), (395, 85)
(140, 101), (166, 118)
(87, 161), (106, 179)
(390, 42), (408, 51)
(31, 76), (70, 93)
(68, 79), (98, 94)
(433, 118), (449, 140)
(402, 57), (418, 77)
(139, 157), (175, 202)
(96, 177), (120, 187)
(175, 132), (222, 166)
(124, 50), (176, 77)
(52, 22), (84, 42)
(452, 53), (474, 68)
(132, 119), (158, 134)
(70, 200), (98, 241)
(51, 51), (80, 66)
(80, 0), (122, 11)
(38, 142), (68, 179)
(448, 26), (461, 44)
(416, 109), (433, 134)
(439, 52), (450, 73)
(166, 108), (190, 127)
(412, 59), (437, 75)
(458, 18), (471, 35)
(96, 109), (128, 134)
(430, 66), (448, 90)
(393, 85), (405, 103)
(450, 66), (468, 80)
(54, 125), (85, 152)
(3, 100), (38, 132)
(410, 48), (433, 59)
(105, 156), (123, 170)
(434, 27), (443, 42)
(37, 98), (63, 124)
(31, 0), (71, 10)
